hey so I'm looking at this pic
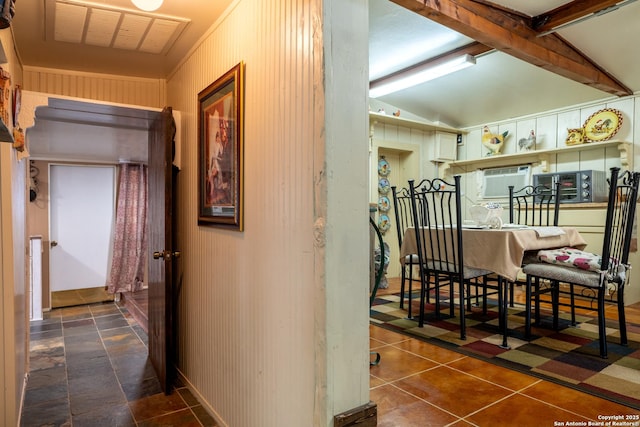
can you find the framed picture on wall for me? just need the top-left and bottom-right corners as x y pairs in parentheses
(197, 62), (245, 230)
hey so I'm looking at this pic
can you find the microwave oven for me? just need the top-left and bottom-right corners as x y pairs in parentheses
(533, 170), (608, 203)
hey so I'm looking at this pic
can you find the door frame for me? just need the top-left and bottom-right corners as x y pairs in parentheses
(22, 94), (180, 391)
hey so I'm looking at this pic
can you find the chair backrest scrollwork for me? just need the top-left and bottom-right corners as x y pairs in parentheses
(509, 181), (561, 226)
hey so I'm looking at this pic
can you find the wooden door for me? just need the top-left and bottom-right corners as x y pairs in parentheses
(148, 106), (177, 394)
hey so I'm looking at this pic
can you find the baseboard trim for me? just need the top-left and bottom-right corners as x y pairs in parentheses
(175, 368), (228, 427)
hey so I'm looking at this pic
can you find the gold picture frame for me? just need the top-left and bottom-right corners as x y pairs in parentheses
(197, 62), (245, 230)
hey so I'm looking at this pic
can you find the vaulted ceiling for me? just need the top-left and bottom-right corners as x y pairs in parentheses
(370, 0), (639, 127)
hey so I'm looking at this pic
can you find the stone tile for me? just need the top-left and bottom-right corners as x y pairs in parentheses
(64, 330), (101, 349)
(71, 403), (136, 427)
(447, 356), (538, 391)
(68, 374), (126, 416)
(30, 328), (64, 341)
(89, 302), (121, 315)
(466, 393), (588, 426)
(129, 392), (188, 422)
(394, 366), (513, 418)
(62, 323), (98, 337)
(21, 400), (71, 427)
(24, 383), (68, 408)
(30, 336), (64, 352)
(65, 349), (109, 369)
(191, 405), (221, 427)
(44, 309), (63, 320)
(30, 321), (62, 333)
(26, 365), (67, 390)
(137, 408), (201, 427)
(371, 383), (459, 427)
(99, 325), (135, 341)
(67, 354), (114, 380)
(28, 346), (66, 372)
(133, 325), (149, 346)
(393, 337), (467, 364)
(521, 380), (636, 419)
(368, 346), (438, 382)
(121, 376), (163, 401)
(95, 313), (130, 331)
(63, 317), (96, 329)
(112, 352), (157, 383)
(101, 327), (147, 356)
(177, 387), (200, 407)
(60, 306), (92, 321)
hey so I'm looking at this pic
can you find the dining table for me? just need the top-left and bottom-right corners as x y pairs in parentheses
(400, 224), (588, 347)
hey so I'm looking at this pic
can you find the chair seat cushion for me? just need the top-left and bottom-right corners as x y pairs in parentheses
(426, 260), (492, 279)
(536, 247), (613, 272)
(522, 262), (601, 288)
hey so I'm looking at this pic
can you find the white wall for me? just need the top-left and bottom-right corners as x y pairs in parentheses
(166, 0), (370, 425)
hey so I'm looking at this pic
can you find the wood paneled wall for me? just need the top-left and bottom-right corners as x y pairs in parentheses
(166, 0), (370, 425)
(22, 67), (166, 109)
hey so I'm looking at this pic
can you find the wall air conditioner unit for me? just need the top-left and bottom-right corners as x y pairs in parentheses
(481, 165), (531, 199)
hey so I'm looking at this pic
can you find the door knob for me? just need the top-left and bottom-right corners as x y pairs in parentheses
(50, 240), (58, 248)
(153, 250), (181, 260)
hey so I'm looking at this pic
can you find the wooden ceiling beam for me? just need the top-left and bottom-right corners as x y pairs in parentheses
(532, 0), (630, 33)
(390, 0), (632, 96)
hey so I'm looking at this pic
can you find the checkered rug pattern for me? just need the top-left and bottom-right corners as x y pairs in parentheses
(370, 292), (640, 410)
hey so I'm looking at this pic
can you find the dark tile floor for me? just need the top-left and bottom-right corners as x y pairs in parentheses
(21, 302), (218, 427)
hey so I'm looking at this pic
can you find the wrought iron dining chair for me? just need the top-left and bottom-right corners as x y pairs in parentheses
(508, 181), (561, 310)
(508, 181), (561, 227)
(408, 176), (499, 340)
(522, 167), (640, 358)
(391, 185), (424, 319)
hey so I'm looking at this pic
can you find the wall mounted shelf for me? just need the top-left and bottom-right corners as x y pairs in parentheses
(369, 111), (464, 134)
(443, 140), (631, 176)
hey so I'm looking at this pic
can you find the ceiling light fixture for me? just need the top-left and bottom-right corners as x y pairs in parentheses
(369, 54), (476, 98)
(131, 0), (163, 12)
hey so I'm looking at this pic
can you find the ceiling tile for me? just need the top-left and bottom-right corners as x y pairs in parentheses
(85, 9), (121, 47)
(113, 14), (151, 50)
(54, 2), (87, 43)
(139, 19), (180, 54)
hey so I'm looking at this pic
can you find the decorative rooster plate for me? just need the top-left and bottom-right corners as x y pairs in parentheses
(378, 157), (391, 176)
(583, 108), (622, 142)
(378, 178), (390, 194)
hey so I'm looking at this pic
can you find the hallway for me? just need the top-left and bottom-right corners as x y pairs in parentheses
(21, 302), (217, 426)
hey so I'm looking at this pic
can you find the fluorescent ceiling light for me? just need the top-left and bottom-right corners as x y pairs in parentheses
(369, 54), (476, 98)
(131, 0), (163, 12)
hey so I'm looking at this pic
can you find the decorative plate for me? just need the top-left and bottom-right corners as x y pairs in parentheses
(378, 157), (391, 176)
(582, 108), (623, 142)
(378, 214), (391, 232)
(378, 178), (390, 194)
(377, 196), (390, 212)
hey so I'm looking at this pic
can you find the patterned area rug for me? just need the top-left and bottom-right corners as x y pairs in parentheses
(370, 291), (640, 410)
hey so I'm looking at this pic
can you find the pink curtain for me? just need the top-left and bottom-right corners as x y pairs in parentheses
(107, 163), (148, 294)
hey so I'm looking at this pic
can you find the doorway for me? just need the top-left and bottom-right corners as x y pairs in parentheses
(49, 164), (116, 308)
(24, 94), (178, 392)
